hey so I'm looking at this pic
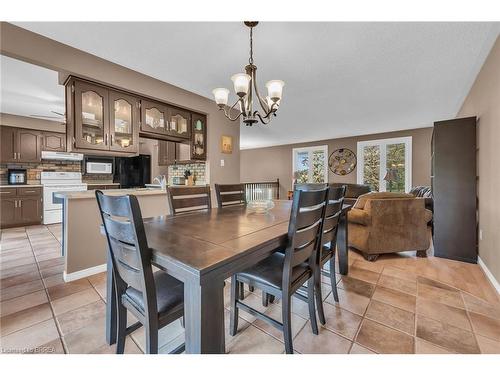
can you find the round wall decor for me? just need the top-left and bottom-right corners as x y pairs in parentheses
(329, 148), (357, 176)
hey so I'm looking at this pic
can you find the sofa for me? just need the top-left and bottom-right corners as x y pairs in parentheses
(347, 192), (433, 261)
(329, 183), (371, 205)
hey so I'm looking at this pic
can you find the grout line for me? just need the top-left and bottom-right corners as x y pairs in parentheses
(459, 289), (482, 353)
(25, 225), (68, 354)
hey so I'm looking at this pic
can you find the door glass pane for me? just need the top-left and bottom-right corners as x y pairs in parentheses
(145, 107), (165, 130)
(114, 99), (133, 148)
(294, 151), (309, 183)
(81, 91), (104, 145)
(386, 143), (406, 192)
(312, 149), (326, 183)
(171, 114), (188, 135)
(363, 145), (380, 191)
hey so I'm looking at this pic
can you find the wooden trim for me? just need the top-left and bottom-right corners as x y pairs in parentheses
(478, 256), (500, 295)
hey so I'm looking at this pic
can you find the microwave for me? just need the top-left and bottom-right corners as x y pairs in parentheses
(84, 156), (114, 174)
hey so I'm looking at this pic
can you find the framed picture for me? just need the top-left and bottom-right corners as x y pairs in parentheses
(221, 135), (233, 154)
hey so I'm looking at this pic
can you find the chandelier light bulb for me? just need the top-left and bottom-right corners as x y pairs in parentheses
(231, 73), (251, 97)
(265, 80), (285, 101)
(212, 88), (230, 107)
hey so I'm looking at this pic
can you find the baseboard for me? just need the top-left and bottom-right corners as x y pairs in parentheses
(477, 256), (500, 295)
(63, 263), (107, 282)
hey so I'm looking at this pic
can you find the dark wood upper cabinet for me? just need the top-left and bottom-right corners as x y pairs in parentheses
(191, 113), (207, 160)
(158, 140), (177, 166)
(1, 126), (17, 163)
(168, 107), (191, 139)
(141, 100), (169, 136)
(74, 80), (110, 151)
(0, 126), (41, 163)
(41, 131), (66, 152)
(109, 90), (139, 153)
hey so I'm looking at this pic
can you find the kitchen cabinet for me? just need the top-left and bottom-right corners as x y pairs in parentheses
(0, 187), (43, 228)
(86, 184), (120, 190)
(0, 126), (41, 163)
(141, 100), (168, 136)
(41, 131), (66, 152)
(66, 78), (139, 156)
(168, 107), (191, 139)
(191, 113), (207, 160)
(158, 141), (177, 166)
(109, 90), (139, 153)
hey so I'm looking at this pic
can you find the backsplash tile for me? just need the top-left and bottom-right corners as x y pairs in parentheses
(168, 163), (206, 185)
(0, 161), (82, 185)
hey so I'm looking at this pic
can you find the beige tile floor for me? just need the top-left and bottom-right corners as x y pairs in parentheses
(1, 224), (500, 354)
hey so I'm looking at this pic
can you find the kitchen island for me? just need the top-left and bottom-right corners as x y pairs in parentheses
(54, 188), (170, 281)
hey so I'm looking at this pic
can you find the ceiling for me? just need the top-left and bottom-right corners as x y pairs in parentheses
(0, 55), (65, 123)
(7, 22), (500, 148)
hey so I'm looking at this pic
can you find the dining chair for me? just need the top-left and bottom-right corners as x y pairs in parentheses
(229, 188), (328, 354)
(168, 185), (211, 215)
(214, 183), (246, 208)
(314, 185), (346, 324)
(96, 190), (185, 354)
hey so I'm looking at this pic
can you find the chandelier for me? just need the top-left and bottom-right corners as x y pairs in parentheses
(212, 21), (285, 126)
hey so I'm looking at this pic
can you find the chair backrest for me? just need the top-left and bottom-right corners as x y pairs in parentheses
(319, 185), (346, 259)
(282, 188), (329, 290)
(215, 183), (246, 208)
(168, 185), (211, 215)
(294, 183), (327, 191)
(95, 190), (157, 317)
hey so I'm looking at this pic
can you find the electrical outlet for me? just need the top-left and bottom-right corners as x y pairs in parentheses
(220, 159), (225, 167)
(479, 229), (483, 241)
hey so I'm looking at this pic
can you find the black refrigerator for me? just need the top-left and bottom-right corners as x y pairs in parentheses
(114, 154), (151, 188)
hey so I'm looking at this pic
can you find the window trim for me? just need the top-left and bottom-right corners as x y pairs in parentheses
(356, 136), (412, 192)
(292, 145), (329, 185)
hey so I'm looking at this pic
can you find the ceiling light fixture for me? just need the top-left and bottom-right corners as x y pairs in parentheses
(212, 21), (284, 126)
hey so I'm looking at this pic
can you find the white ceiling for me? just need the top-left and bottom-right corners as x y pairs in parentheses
(0, 55), (65, 123)
(8, 22), (500, 148)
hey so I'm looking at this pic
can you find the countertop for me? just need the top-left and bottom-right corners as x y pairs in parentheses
(0, 184), (43, 188)
(53, 188), (168, 200)
(85, 182), (120, 186)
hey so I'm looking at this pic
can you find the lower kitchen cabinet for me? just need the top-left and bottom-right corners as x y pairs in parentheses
(0, 187), (43, 228)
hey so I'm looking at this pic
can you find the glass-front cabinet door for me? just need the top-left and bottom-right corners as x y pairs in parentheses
(74, 81), (109, 150)
(141, 100), (168, 135)
(168, 107), (191, 139)
(109, 91), (139, 153)
(191, 113), (207, 160)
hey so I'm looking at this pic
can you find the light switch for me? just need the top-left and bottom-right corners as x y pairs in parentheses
(220, 159), (225, 167)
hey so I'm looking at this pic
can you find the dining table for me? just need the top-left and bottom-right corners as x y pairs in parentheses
(104, 200), (351, 353)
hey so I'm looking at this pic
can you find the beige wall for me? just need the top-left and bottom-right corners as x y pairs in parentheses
(0, 112), (65, 133)
(0, 23), (240, 196)
(458, 36), (500, 283)
(241, 127), (433, 198)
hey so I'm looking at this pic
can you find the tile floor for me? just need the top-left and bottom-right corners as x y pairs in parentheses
(1, 224), (500, 354)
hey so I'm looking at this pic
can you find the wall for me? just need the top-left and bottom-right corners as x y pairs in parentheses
(0, 112), (65, 133)
(241, 127), (433, 198)
(0, 23), (240, 200)
(457, 36), (500, 284)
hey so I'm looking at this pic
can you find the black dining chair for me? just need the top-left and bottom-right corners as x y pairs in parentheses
(229, 188), (328, 354)
(96, 190), (185, 354)
(214, 183), (246, 208)
(167, 185), (211, 215)
(314, 185), (346, 324)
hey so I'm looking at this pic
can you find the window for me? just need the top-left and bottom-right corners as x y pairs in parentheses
(292, 145), (328, 184)
(357, 137), (412, 192)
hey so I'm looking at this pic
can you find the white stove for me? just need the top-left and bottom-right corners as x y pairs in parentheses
(41, 172), (87, 224)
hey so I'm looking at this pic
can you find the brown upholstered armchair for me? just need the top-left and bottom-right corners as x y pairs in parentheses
(348, 192), (433, 261)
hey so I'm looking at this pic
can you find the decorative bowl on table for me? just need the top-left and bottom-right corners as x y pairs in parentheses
(247, 199), (275, 214)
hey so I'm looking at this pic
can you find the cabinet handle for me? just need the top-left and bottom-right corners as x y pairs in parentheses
(19, 200), (22, 208)
(105, 134), (108, 145)
(15, 200), (17, 208)
(25, 190), (36, 193)
(110, 134), (114, 145)
(13, 152), (16, 160)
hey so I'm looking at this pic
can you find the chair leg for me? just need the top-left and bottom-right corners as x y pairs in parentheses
(307, 277), (319, 335)
(116, 302), (127, 354)
(329, 258), (339, 303)
(282, 295), (293, 354)
(262, 291), (269, 307)
(315, 267), (326, 325)
(238, 281), (245, 300)
(249, 285), (255, 292)
(229, 275), (239, 336)
(268, 295), (275, 303)
(145, 321), (158, 354)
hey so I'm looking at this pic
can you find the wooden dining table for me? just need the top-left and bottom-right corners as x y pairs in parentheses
(104, 200), (351, 353)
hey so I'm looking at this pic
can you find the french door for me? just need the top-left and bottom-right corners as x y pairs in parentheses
(357, 137), (412, 192)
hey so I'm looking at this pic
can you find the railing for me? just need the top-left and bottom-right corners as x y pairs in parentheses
(243, 178), (280, 201)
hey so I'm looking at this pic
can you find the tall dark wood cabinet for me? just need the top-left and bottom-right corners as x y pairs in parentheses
(432, 116), (477, 263)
